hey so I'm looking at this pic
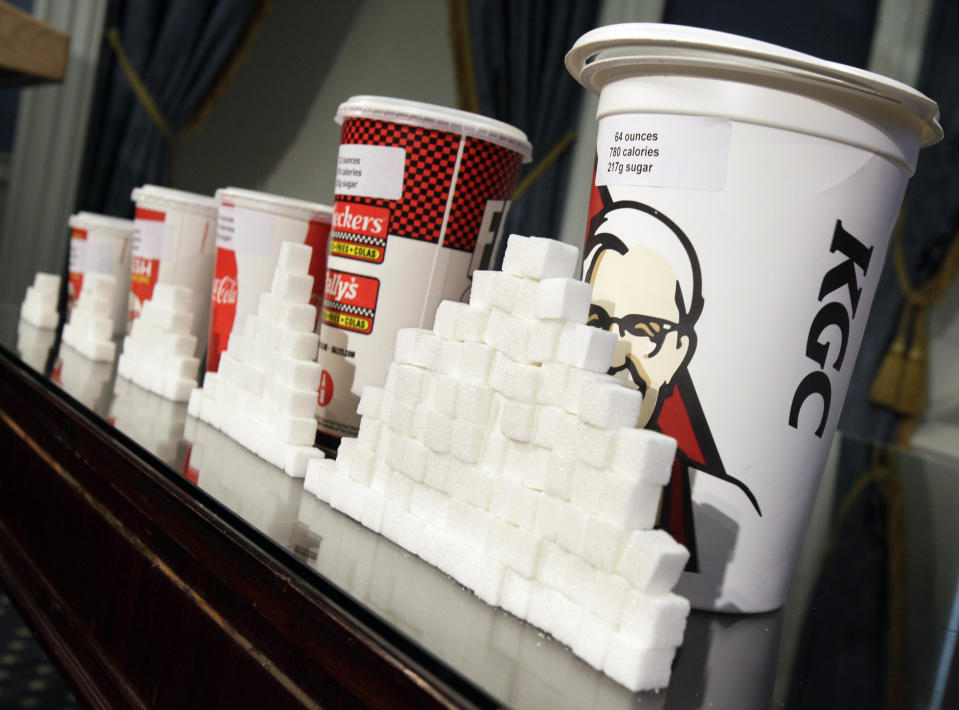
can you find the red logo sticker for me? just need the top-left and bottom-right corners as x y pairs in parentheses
(317, 370), (334, 407)
(323, 269), (379, 334)
(330, 201), (390, 264)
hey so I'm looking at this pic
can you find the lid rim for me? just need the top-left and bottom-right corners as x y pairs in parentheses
(566, 23), (943, 147)
(335, 95), (533, 161)
(215, 187), (333, 220)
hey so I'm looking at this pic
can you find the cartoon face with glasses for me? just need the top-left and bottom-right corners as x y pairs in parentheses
(583, 199), (760, 571)
(584, 202), (701, 429)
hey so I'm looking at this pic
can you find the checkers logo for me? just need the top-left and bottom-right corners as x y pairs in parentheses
(331, 201), (389, 264)
(323, 268), (379, 334)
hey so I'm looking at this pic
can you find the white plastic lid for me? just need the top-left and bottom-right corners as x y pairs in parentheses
(215, 187), (333, 223)
(566, 23), (942, 147)
(335, 95), (533, 162)
(68, 211), (135, 235)
(131, 184), (218, 217)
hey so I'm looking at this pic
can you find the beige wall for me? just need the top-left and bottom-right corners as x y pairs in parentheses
(172, 0), (457, 207)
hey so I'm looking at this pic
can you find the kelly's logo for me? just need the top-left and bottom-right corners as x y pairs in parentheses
(789, 220), (873, 437)
(331, 202), (390, 264)
(323, 268), (379, 335)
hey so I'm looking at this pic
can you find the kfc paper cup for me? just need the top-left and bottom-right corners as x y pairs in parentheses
(130, 185), (218, 348)
(67, 211), (135, 335)
(566, 24), (942, 612)
(207, 187), (333, 372)
(316, 95), (531, 438)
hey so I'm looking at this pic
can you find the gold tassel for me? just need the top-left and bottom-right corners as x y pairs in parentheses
(869, 303), (911, 410)
(896, 305), (928, 417)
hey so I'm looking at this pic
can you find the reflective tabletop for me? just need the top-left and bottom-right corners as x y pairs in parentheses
(3, 303), (957, 709)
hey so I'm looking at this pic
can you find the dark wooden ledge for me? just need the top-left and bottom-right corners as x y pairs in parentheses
(0, 348), (493, 708)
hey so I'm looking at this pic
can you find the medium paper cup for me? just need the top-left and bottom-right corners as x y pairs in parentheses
(316, 95), (531, 438)
(566, 23), (942, 612)
(130, 185), (218, 348)
(207, 187), (333, 372)
(67, 211), (135, 335)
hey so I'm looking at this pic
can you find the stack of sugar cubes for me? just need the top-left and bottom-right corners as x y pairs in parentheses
(62, 273), (119, 361)
(304, 234), (690, 692)
(117, 284), (201, 401)
(187, 241), (326, 478)
(19, 273), (61, 329)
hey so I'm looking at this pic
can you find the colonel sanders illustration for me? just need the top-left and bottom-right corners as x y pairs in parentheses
(584, 198), (761, 571)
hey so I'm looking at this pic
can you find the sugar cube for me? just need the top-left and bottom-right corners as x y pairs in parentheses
(535, 277), (592, 322)
(615, 529), (689, 593)
(277, 330), (320, 361)
(579, 382), (643, 429)
(468, 270), (496, 308)
(576, 421), (615, 469)
(501, 360), (539, 403)
(587, 570), (629, 625)
(484, 308), (530, 363)
(392, 363), (426, 403)
(446, 499), (493, 551)
(423, 372), (458, 417)
(572, 612), (616, 672)
(582, 515), (628, 573)
(602, 634), (677, 692)
(619, 590), (690, 649)
(277, 241), (313, 275)
(394, 328), (441, 369)
(537, 362), (571, 407)
(499, 400), (536, 442)
(433, 300), (467, 340)
(500, 568), (534, 619)
(526, 319), (564, 364)
(423, 451), (449, 491)
(463, 554), (507, 606)
(357, 385), (385, 419)
(435, 339), (461, 375)
(386, 397), (415, 436)
(449, 419), (486, 463)
(275, 356), (322, 391)
(273, 413), (316, 446)
(454, 304), (491, 342)
(556, 502), (588, 557)
(409, 483), (451, 528)
(532, 493), (563, 541)
(596, 474), (663, 530)
(556, 323), (618, 373)
(455, 380), (493, 424)
(488, 271), (523, 312)
(502, 235), (578, 281)
(485, 519), (539, 578)
(509, 278), (541, 320)
(456, 341), (495, 383)
(611, 428), (677, 485)
(422, 407), (452, 453)
(277, 301), (316, 332)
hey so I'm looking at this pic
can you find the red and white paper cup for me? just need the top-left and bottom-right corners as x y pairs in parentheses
(206, 187), (333, 373)
(67, 211), (135, 335)
(566, 24), (942, 612)
(315, 96), (532, 438)
(129, 185), (218, 347)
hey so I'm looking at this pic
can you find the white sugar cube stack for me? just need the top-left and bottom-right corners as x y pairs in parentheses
(19, 272), (61, 329)
(61, 273), (118, 361)
(117, 284), (201, 402)
(187, 241), (325, 478)
(304, 234), (690, 692)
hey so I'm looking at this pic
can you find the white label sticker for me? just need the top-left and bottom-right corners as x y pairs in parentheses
(133, 218), (167, 260)
(217, 204), (274, 255)
(84, 239), (118, 274)
(596, 114), (731, 191)
(334, 144), (406, 200)
(69, 238), (86, 274)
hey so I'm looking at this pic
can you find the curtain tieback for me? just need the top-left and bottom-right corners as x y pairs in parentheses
(105, 28), (175, 144)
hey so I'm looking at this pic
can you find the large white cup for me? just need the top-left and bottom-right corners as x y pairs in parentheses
(129, 185), (219, 351)
(566, 24), (942, 612)
(67, 211), (135, 336)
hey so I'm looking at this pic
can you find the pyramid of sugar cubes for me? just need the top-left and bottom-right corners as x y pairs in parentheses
(19, 273), (61, 329)
(304, 234), (690, 692)
(187, 241), (325, 478)
(117, 284), (202, 401)
(61, 273), (119, 361)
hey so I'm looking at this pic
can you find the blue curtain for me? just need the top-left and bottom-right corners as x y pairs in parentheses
(465, 0), (600, 251)
(76, 0), (264, 218)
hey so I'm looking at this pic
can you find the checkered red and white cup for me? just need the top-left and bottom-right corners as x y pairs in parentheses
(566, 24), (942, 612)
(315, 95), (532, 438)
(206, 187), (333, 373)
(129, 185), (218, 348)
(67, 211), (135, 335)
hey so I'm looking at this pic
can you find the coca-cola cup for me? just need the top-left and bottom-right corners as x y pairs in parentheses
(315, 96), (532, 438)
(206, 188), (333, 373)
(129, 185), (218, 351)
(67, 211), (135, 335)
(566, 24), (942, 612)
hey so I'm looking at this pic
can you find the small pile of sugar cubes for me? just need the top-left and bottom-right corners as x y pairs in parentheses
(62, 273), (119, 361)
(304, 234), (690, 692)
(187, 241), (326, 478)
(117, 284), (201, 402)
(19, 272), (61, 329)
